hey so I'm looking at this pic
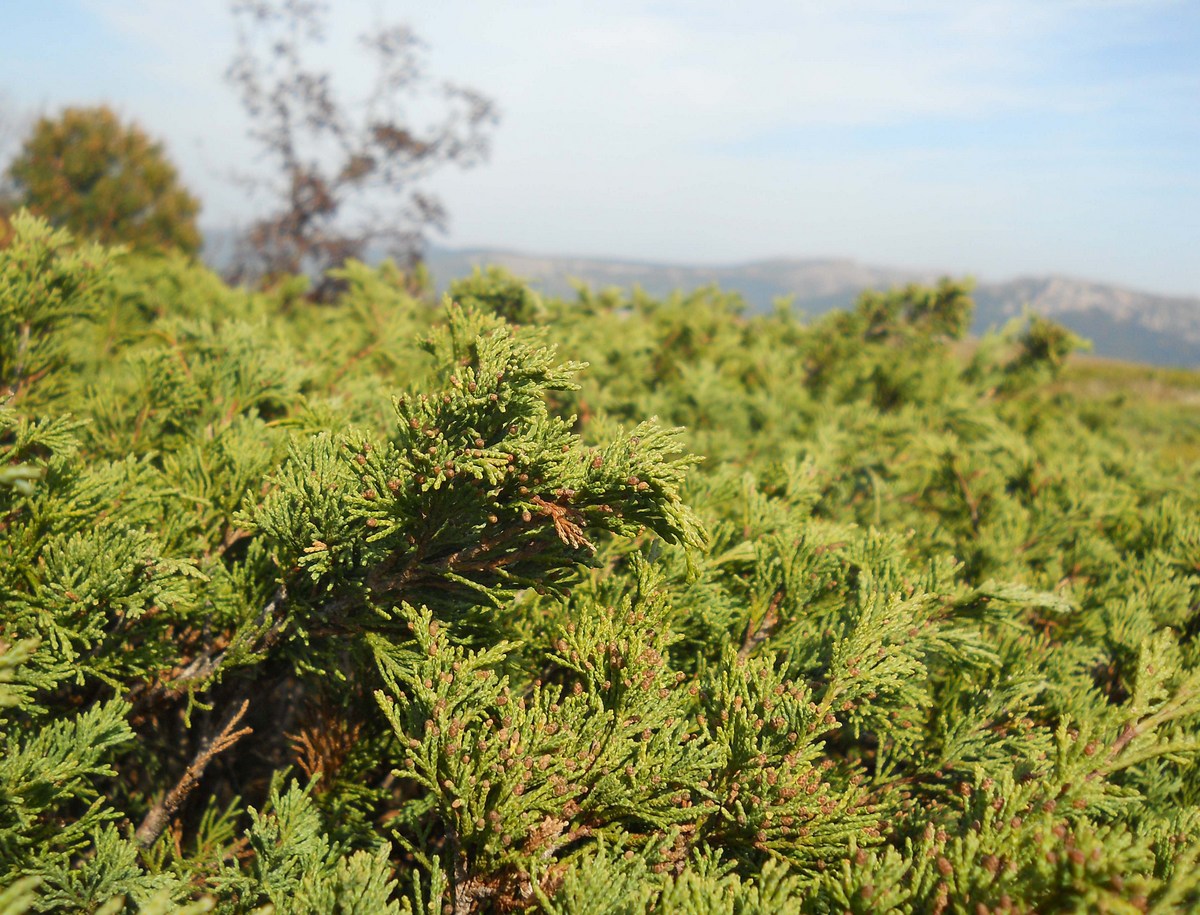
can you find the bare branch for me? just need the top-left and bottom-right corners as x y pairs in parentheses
(224, 1), (498, 295)
(135, 700), (253, 848)
(740, 589), (784, 659)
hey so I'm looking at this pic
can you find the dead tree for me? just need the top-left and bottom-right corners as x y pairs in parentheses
(226, 0), (497, 296)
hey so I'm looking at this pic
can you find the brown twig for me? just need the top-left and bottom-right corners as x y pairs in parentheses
(207, 525), (253, 562)
(531, 494), (593, 550)
(135, 699), (253, 848)
(949, 458), (981, 533)
(740, 588), (785, 659)
(128, 585), (289, 711)
(330, 337), (380, 387)
(365, 521), (545, 595)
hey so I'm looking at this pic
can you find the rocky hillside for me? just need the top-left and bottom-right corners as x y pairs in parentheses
(426, 248), (1200, 367)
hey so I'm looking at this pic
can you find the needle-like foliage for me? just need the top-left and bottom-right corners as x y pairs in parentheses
(2, 213), (1199, 912)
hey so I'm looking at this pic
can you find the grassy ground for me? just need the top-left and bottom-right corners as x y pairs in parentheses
(1056, 353), (1200, 466)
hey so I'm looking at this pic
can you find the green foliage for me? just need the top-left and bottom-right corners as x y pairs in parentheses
(2, 226), (1199, 912)
(6, 108), (201, 255)
(449, 267), (546, 325)
(0, 212), (108, 398)
(1000, 312), (1091, 391)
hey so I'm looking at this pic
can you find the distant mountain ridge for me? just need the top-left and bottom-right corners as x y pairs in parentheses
(199, 229), (1200, 367)
(972, 276), (1200, 367)
(425, 247), (1200, 367)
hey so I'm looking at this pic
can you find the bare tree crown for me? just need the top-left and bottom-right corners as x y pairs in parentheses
(226, 0), (497, 293)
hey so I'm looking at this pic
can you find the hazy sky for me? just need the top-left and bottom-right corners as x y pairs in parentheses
(1, 1), (1197, 295)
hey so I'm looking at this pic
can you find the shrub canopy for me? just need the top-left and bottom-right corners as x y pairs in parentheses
(1, 213), (1200, 912)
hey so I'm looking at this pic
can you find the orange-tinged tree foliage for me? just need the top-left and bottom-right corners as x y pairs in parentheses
(6, 106), (201, 255)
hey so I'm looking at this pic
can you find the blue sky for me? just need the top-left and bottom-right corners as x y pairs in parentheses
(1, 0), (1197, 295)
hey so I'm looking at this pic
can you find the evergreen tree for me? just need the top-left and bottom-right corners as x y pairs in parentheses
(6, 108), (201, 256)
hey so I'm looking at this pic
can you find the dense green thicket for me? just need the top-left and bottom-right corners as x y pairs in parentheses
(2, 213), (1200, 913)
